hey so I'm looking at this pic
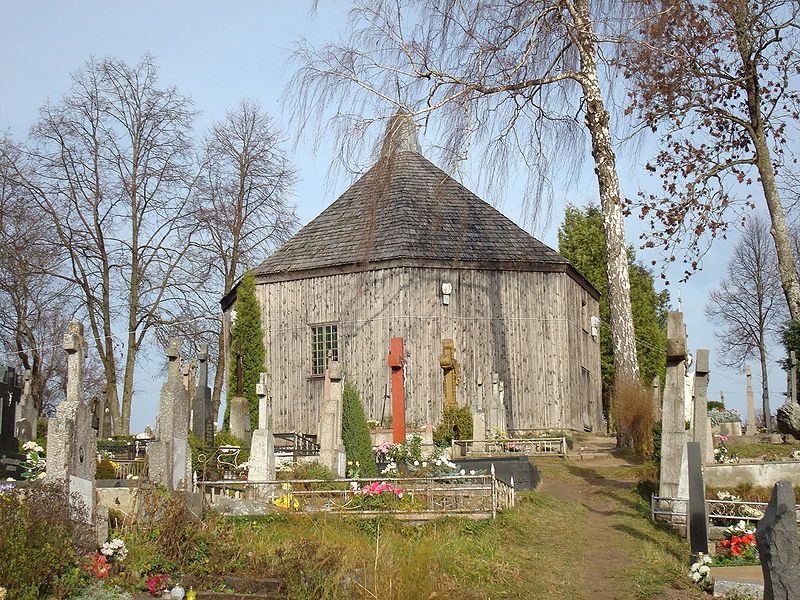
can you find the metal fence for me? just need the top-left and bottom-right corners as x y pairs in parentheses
(197, 468), (515, 520)
(274, 432), (320, 461)
(451, 436), (567, 458)
(651, 495), (800, 525)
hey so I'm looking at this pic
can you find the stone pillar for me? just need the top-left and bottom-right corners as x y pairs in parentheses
(746, 366), (757, 434)
(651, 376), (661, 423)
(46, 321), (100, 532)
(756, 481), (800, 600)
(318, 359), (346, 476)
(659, 312), (689, 501)
(192, 344), (214, 445)
(387, 337), (406, 443)
(249, 372), (275, 482)
(148, 339), (191, 491)
(14, 369), (36, 443)
(692, 349), (712, 465)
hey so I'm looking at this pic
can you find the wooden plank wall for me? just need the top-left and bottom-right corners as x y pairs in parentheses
(255, 267), (602, 434)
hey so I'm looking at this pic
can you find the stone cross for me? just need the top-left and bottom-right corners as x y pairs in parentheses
(746, 366), (757, 434)
(318, 358), (346, 476)
(387, 337), (406, 443)
(148, 339), (190, 491)
(439, 339), (457, 407)
(488, 372), (508, 436)
(692, 349), (712, 465)
(14, 369), (36, 442)
(64, 320), (87, 405)
(659, 311), (689, 501)
(192, 344), (214, 445)
(756, 481), (800, 600)
(249, 372), (275, 484)
(46, 320), (101, 538)
(651, 376), (661, 422)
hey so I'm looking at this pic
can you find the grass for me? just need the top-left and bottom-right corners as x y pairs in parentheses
(724, 442), (797, 461)
(115, 461), (694, 599)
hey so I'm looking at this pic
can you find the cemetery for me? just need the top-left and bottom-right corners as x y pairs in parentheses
(3, 4), (800, 598)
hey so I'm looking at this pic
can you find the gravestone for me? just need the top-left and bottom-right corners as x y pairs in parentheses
(0, 367), (22, 452)
(488, 372), (508, 437)
(148, 339), (191, 491)
(46, 321), (99, 529)
(249, 372), (275, 483)
(229, 341), (250, 442)
(318, 358), (345, 476)
(746, 366), (757, 434)
(755, 481), (800, 600)
(660, 312), (689, 502)
(472, 402), (487, 452)
(439, 339), (457, 407)
(691, 349), (712, 465)
(387, 337), (406, 443)
(651, 376), (661, 422)
(14, 369), (36, 443)
(686, 442), (708, 556)
(192, 344), (214, 445)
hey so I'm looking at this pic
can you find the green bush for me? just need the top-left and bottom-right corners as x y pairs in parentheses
(433, 404), (473, 447)
(651, 421), (662, 464)
(707, 400), (725, 412)
(0, 482), (93, 599)
(341, 380), (378, 477)
(70, 581), (132, 600)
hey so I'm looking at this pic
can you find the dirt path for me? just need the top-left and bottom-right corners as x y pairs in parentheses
(537, 445), (707, 600)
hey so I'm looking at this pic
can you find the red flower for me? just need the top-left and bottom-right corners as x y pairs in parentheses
(731, 545), (743, 556)
(147, 574), (171, 597)
(85, 553), (111, 579)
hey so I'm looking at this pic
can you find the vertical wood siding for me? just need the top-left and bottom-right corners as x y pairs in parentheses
(254, 267), (602, 434)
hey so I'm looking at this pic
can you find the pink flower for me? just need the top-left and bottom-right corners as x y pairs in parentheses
(719, 435), (728, 442)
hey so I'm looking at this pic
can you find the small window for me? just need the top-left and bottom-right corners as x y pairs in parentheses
(310, 324), (339, 375)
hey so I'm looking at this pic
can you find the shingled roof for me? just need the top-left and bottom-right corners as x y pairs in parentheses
(255, 113), (591, 274)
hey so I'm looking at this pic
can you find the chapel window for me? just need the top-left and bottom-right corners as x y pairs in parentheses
(310, 324), (338, 376)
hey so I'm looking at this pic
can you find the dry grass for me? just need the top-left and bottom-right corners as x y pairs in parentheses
(613, 381), (656, 459)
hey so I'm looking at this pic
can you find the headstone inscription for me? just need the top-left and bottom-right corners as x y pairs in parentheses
(755, 481), (800, 600)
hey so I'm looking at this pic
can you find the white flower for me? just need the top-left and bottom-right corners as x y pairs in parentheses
(459, 469), (466, 475)
(37, 472), (46, 480)
(699, 565), (710, 575)
(413, 460), (419, 466)
(469, 470), (476, 475)
(421, 461), (428, 468)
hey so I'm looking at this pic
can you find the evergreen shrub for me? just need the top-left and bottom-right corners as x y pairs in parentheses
(433, 404), (473, 447)
(341, 380), (378, 477)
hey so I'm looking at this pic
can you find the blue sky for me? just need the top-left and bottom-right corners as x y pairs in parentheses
(0, 0), (782, 431)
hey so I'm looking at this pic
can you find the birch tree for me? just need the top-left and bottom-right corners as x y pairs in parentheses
(20, 56), (199, 434)
(625, 0), (800, 318)
(291, 0), (642, 384)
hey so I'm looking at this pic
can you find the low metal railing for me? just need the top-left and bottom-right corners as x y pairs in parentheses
(452, 436), (567, 458)
(197, 469), (515, 519)
(651, 495), (800, 525)
(274, 432), (320, 460)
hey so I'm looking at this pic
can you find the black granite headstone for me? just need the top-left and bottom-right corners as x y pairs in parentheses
(0, 366), (21, 453)
(686, 441), (708, 557)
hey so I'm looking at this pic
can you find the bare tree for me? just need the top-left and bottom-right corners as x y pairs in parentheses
(625, 0), (800, 319)
(193, 100), (297, 418)
(9, 56), (200, 434)
(706, 217), (785, 431)
(0, 136), (75, 415)
(290, 0), (643, 385)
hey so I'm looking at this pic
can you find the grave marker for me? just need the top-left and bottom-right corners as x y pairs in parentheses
(686, 442), (708, 556)
(651, 376), (661, 422)
(756, 481), (800, 600)
(387, 337), (406, 443)
(192, 344), (214, 445)
(745, 366), (757, 434)
(439, 339), (457, 407)
(659, 311), (689, 502)
(318, 357), (346, 476)
(249, 372), (275, 483)
(692, 349), (712, 465)
(229, 341), (250, 442)
(15, 369), (36, 442)
(0, 367), (21, 453)
(148, 339), (191, 491)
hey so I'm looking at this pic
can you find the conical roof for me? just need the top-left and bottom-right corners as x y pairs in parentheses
(252, 115), (593, 295)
